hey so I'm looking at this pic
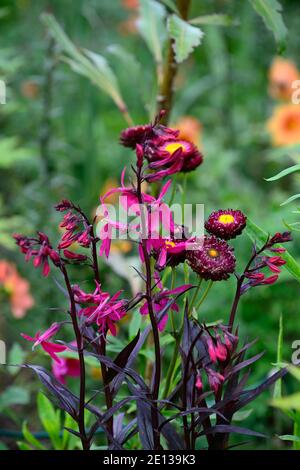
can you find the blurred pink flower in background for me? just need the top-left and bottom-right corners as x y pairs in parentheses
(0, 260), (34, 318)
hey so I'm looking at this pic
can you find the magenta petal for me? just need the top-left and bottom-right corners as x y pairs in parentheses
(158, 314), (168, 332)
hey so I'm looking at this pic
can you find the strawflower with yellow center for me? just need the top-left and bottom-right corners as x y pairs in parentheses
(187, 236), (236, 282)
(205, 209), (247, 240)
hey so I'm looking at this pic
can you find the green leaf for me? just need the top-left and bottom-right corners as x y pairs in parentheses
(249, 0), (287, 48)
(277, 434), (300, 443)
(0, 137), (34, 169)
(129, 309), (142, 339)
(17, 441), (34, 450)
(62, 413), (79, 450)
(159, 0), (179, 14)
(22, 422), (46, 450)
(271, 392), (300, 411)
(265, 164), (300, 181)
(8, 343), (25, 375)
(273, 314), (283, 399)
(189, 14), (238, 27)
(287, 364), (300, 382)
(281, 194), (300, 207)
(41, 14), (128, 114)
(137, 0), (166, 65)
(168, 14), (204, 63)
(0, 386), (30, 412)
(232, 409), (253, 421)
(246, 218), (300, 284)
(37, 393), (62, 450)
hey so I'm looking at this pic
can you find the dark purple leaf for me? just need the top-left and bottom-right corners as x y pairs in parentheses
(199, 424), (266, 438)
(22, 364), (79, 419)
(225, 351), (265, 380)
(235, 368), (287, 412)
(106, 330), (141, 383)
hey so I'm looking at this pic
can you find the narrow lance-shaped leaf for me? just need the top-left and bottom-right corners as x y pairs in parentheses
(265, 164), (300, 181)
(273, 314), (283, 399)
(168, 14), (204, 63)
(41, 13), (128, 115)
(280, 194), (300, 207)
(189, 14), (238, 27)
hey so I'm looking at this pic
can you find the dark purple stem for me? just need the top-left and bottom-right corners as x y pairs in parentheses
(89, 226), (114, 444)
(136, 168), (161, 450)
(228, 243), (268, 332)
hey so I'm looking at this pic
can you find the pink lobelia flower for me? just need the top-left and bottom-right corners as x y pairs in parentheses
(52, 357), (81, 384)
(139, 281), (192, 332)
(21, 322), (67, 363)
(52, 342), (80, 384)
(73, 283), (127, 336)
(99, 172), (174, 259)
(206, 368), (225, 394)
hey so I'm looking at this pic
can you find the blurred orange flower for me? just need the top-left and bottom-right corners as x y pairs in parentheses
(0, 260), (34, 318)
(118, 15), (138, 36)
(110, 240), (132, 254)
(174, 116), (202, 147)
(268, 57), (300, 101)
(20, 80), (40, 99)
(121, 0), (139, 9)
(267, 104), (300, 147)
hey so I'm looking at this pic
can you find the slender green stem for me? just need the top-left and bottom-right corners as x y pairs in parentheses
(188, 278), (203, 316)
(168, 175), (178, 206)
(169, 268), (177, 333)
(195, 280), (213, 310)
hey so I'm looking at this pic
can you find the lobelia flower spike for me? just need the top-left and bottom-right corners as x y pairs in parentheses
(21, 322), (67, 363)
(241, 231), (292, 293)
(56, 200), (91, 250)
(13, 232), (61, 277)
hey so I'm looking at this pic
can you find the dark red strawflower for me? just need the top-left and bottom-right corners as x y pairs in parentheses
(146, 138), (203, 175)
(205, 209), (247, 240)
(120, 124), (154, 148)
(187, 236), (236, 281)
(120, 112), (179, 149)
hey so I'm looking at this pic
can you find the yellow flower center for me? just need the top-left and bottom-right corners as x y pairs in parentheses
(165, 240), (176, 248)
(164, 142), (186, 154)
(208, 248), (219, 258)
(218, 214), (235, 225)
